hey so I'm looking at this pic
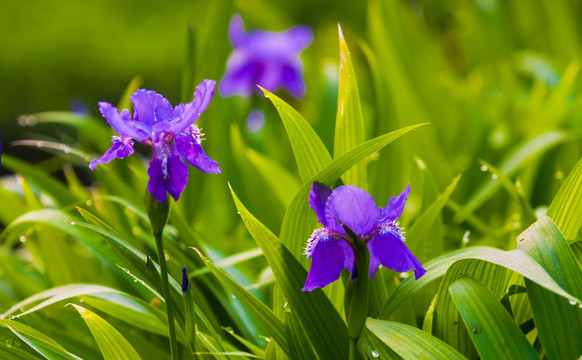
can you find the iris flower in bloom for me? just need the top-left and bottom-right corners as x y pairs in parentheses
(89, 80), (221, 202)
(219, 15), (313, 98)
(303, 182), (426, 291)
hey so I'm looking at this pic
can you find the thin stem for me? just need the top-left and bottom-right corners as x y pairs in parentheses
(349, 337), (358, 360)
(154, 232), (179, 360)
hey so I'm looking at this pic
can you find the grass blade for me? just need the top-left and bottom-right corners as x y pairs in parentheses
(517, 215), (582, 359)
(366, 318), (466, 360)
(449, 275), (538, 359)
(70, 304), (141, 360)
(334, 25), (367, 189)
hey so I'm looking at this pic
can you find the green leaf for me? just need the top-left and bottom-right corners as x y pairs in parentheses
(454, 131), (569, 222)
(70, 304), (142, 360)
(358, 325), (401, 360)
(261, 87), (333, 182)
(281, 123), (427, 268)
(2, 284), (122, 318)
(246, 149), (301, 208)
(546, 156), (582, 240)
(80, 293), (185, 342)
(334, 25), (367, 189)
(406, 174), (461, 262)
(380, 246), (582, 318)
(194, 249), (288, 356)
(230, 186), (349, 360)
(285, 310), (317, 360)
(449, 275), (538, 359)
(365, 318), (466, 360)
(517, 215), (582, 359)
(432, 259), (512, 358)
(1, 155), (81, 208)
(0, 319), (81, 360)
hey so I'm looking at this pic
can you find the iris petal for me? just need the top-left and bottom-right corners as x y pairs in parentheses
(170, 80), (216, 134)
(308, 182), (332, 226)
(303, 229), (354, 291)
(325, 185), (378, 237)
(89, 136), (134, 170)
(282, 63), (307, 98)
(130, 89), (173, 128)
(98, 102), (148, 141)
(367, 227), (426, 279)
(165, 155), (189, 201)
(147, 157), (168, 203)
(378, 184), (410, 223)
(228, 15), (247, 47)
(175, 130), (221, 174)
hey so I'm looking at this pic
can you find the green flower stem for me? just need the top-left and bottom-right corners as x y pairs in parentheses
(343, 225), (370, 360)
(154, 231), (179, 360)
(145, 193), (178, 359)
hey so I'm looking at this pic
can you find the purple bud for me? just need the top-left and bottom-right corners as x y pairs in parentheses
(181, 267), (189, 292)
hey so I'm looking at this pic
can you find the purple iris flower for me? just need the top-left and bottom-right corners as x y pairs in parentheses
(219, 15), (313, 98)
(89, 80), (221, 202)
(302, 183), (426, 291)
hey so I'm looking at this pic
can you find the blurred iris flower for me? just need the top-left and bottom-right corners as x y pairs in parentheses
(219, 15), (313, 98)
(89, 80), (221, 202)
(303, 183), (426, 291)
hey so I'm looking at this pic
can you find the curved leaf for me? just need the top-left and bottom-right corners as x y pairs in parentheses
(380, 246), (582, 318)
(449, 276), (538, 359)
(261, 88), (332, 182)
(70, 304), (141, 360)
(546, 156), (582, 240)
(365, 318), (466, 360)
(517, 216), (582, 359)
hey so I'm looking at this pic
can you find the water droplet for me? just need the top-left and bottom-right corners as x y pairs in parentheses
(164, 254), (170, 261)
(231, 294), (237, 300)
(283, 302), (288, 308)
(371, 350), (379, 358)
(5, 338), (13, 347)
(134, 279), (138, 282)
(491, 174), (498, 180)
(13, 339), (21, 347)
(19, 236), (26, 243)
(132, 227), (141, 236)
(70, 222), (76, 225)
(462, 231), (470, 244)
(515, 180), (521, 187)
(122, 268), (130, 273)
(480, 165), (488, 171)
(569, 300), (577, 305)
(578, 303), (582, 309)
(265, 337), (270, 342)
(86, 199), (93, 206)
(555, 171), (564, 180)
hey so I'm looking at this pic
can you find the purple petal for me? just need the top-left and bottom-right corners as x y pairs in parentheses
(324, 186), (378, 237)
(89, 136), (134, 170)
(229, 15), (247, 47)
(284, 25), (313, 52)
(378, 184), (410, 223)
(165, 155), (189, 201)
(130, 89), (174, 129)
(147, 157), (168, 202)
(256, 62), (283, 93)
(367, 227), (426, 279)
(98, 102), (149, 141)
(146, 154), (190, 202)
(170, 80), (216, 134)
(308, 182), (332, 226)
(219, 55), (259, 97)
(175, 130), (221, 174)
(282, 63), (306, 98)
(303, 229), (354, 291)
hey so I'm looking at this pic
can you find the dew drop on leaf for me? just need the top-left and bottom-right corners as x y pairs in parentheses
(371, 350), (379, 358)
